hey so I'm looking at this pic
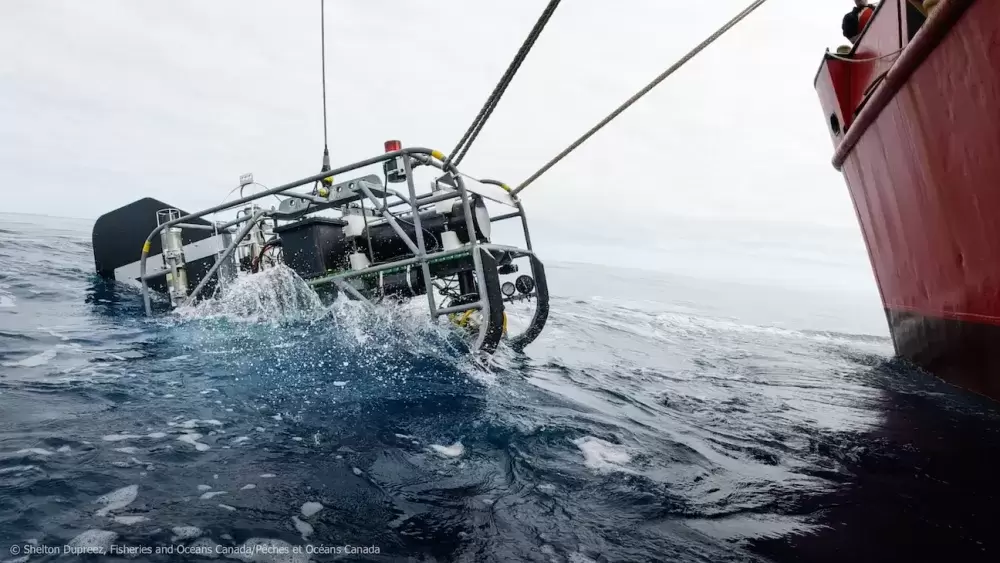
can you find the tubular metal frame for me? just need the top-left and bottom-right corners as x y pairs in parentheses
(136, 147), (540, 352)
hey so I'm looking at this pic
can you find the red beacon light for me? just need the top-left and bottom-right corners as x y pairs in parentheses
(383, 139), (406, 183)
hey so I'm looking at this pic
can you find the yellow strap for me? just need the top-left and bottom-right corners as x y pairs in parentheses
(142, 241), (151, 254)
(431, 150), (446, 161)
(457, 309), (475, 327)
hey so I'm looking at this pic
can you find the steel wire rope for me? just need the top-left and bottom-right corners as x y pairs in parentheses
(512, 0), (772, 196)
(447, 0), (562, 167)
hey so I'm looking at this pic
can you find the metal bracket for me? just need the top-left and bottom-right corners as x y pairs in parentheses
(274, 175), (393, 219)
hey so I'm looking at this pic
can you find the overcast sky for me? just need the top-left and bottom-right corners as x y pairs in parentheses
(0, 0), (878, 295)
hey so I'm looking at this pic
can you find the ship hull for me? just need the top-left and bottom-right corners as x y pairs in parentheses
(815, 0), (1000, 400)
(888, 309), (1000, 399)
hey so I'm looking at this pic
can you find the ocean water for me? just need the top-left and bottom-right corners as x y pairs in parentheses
(1, 212), (999, 563)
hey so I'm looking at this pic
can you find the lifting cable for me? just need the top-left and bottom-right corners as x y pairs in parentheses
(447, 0), (561, 168)
(511, 0), (771, 196)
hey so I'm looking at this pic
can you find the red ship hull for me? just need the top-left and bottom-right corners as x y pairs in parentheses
(815, 0), (1000, 400)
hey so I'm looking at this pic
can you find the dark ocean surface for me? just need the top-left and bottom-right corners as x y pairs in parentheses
(1, 212), (999, 563)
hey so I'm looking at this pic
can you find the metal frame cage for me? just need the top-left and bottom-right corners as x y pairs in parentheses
(92, 145), (548, 354)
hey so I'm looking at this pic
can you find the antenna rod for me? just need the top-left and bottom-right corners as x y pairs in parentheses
(316, 0), (331, 189)
(320, 0), (329, 151)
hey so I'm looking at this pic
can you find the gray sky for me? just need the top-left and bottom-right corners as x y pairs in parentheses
(0, 0), (876, 293)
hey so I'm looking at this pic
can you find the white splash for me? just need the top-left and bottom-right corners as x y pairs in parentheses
(3, 349), (57, 368)
(178, 433), (210, 451)
(232, 437), (250, 445)
(198, 485), (212, 491)
(102, 434), (140, 442)
(94, 485), (138, 517)
(430, 442), (465, 458)
(292, 516), (313, 539)
(171, 419), (223, 430)
(57, 445), (72, 453)
(260, 473), (276, 478)
(171, 526), (202, 541)
(200, 491), (227, 500)
(41, 327), (72, 341)
(333, 381), (348, 387)
(174, 264), (324, 324)
(147, 432), (167, 439)
(0, 465), (38, 475)
(218, 504), (236, 511)
(113, 447), (139, 455)
(189, 538), (220, 558)
(240, 484), (256, 490)
(0, 286), (14, 308)
(300, 502), (324, 518)
(572, 436), (633, 472)
(68, 530), (117, 551)
(16, 448), (54, 457)
(113, 515), (149, 526)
